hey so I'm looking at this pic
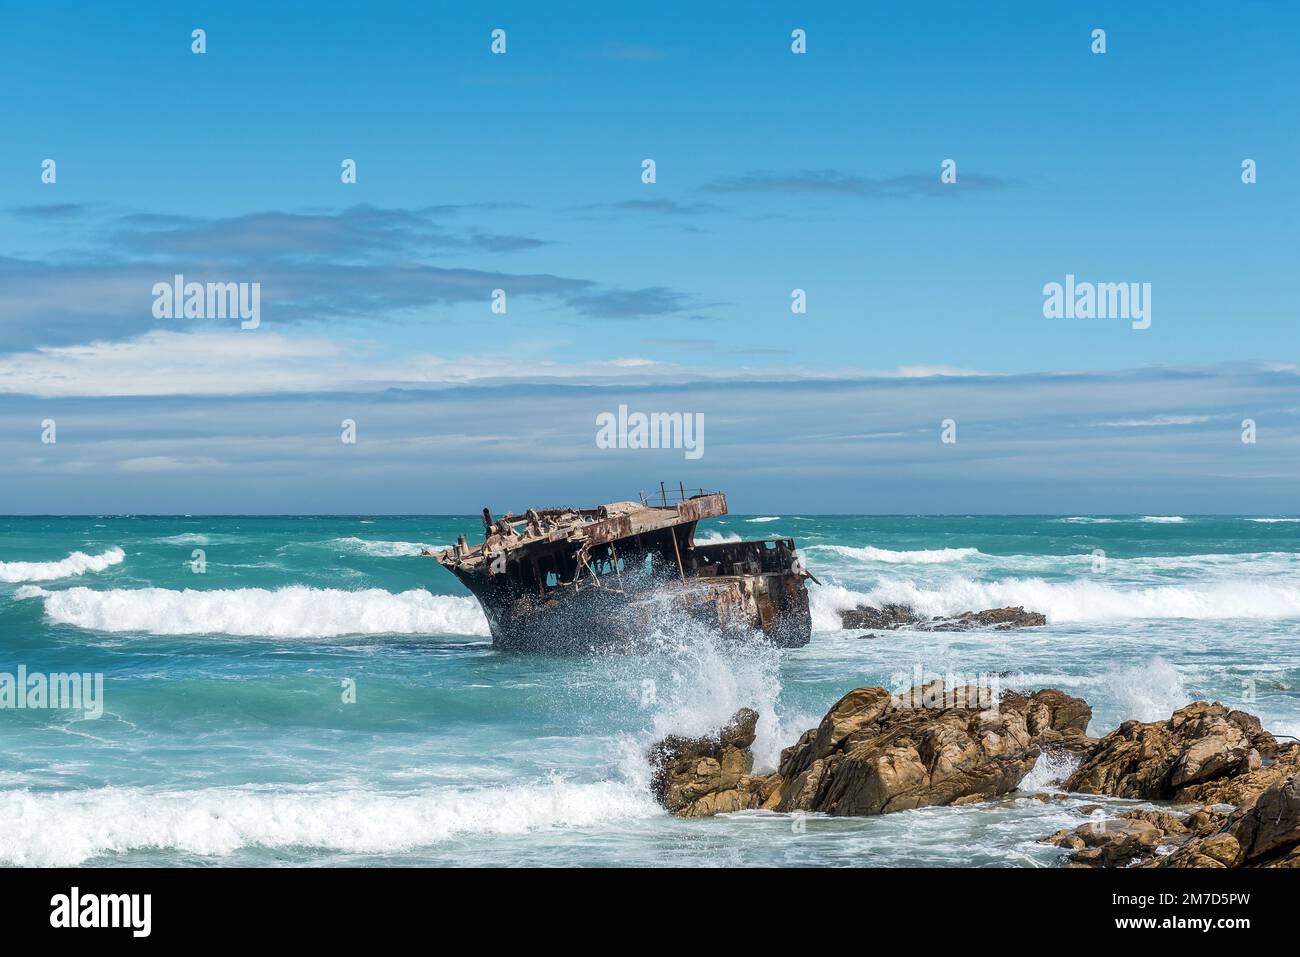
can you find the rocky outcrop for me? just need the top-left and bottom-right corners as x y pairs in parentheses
(652, 687), (1299, 870)
(1038, 699), (1299, 868)
(649, 682), (1092, 819)
(839, 604), (1046, 632)
(1064, 701), (1279, 801)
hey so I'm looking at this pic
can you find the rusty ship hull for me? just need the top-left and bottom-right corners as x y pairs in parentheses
(433, 490), (813, 652)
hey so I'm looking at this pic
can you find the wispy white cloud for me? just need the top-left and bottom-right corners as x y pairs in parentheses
(0, 329), (995, 398)
(2, 358), (1294, 513)
(1097, 414), (1217, 427)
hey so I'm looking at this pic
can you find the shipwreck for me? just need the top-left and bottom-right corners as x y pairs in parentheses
(430, 485), (815, 652)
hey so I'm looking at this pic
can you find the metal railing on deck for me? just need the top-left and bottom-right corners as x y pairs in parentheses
(638, 482), (718, 507)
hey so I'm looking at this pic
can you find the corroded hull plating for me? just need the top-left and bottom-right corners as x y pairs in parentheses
(446, 566), (812, 653)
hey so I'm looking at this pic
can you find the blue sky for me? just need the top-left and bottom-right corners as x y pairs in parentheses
(0, 2), (1296, 512)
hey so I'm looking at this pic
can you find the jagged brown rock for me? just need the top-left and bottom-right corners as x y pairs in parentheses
(1226, 774), (1300, 865)
(649, 682), (1092, 819)
(1039, 701), (1299, 869)
(647, 707), (763, 818)
(1177, 742), (1300, 805)
(1000, 688), (1097, 754)
(1064, 701), (1278, 801)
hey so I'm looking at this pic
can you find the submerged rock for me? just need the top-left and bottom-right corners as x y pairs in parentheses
(649, 682), (1092, 819)
(838, 604), (1047, 632)
(925, 606), (1048, 631)
(1043, 774), (1300, 869)
(839, 604), (920, 630)
(1044, 816), (1167, 867)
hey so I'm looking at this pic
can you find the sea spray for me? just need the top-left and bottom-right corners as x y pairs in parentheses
(593, 601), (802, 775)
(1110, 658), (1190, 723)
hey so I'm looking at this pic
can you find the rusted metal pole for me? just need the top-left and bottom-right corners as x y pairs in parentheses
(610, 542), (623, 588)
(670, 527), (687, 583)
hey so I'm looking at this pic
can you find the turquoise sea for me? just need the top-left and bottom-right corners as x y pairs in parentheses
(1, 514), (1298, 867)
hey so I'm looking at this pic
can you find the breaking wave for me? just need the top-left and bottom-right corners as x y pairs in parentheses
(1248, 518), (1300, 524)
(694, 531), (742, 544)
(808, 544), (981, 564)
(0, 777), (658, 866)
(19, 585), (489, 638)
(1057, 516), (1194, 524)
(811, 575), (1300, 629)
(746, 516), (782, 523)
(323, 537), (442, 558)
(0, 547), (125, 583)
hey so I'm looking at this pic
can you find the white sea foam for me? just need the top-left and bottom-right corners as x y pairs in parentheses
(0, 777), (659, 866)
(152, 533), (210, 546)
(811, 575), (1300, 629)
(1140, 516), (1187, 523)
(1056, 517), (1119, 524)
(0, 547), (125, 583)
(24, 585), (490, 638)
(1247, 518), (1300, 523)
(746, 516), (781, 523)
(808, 544), (981, 564)
(325, 537), (442, 558)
